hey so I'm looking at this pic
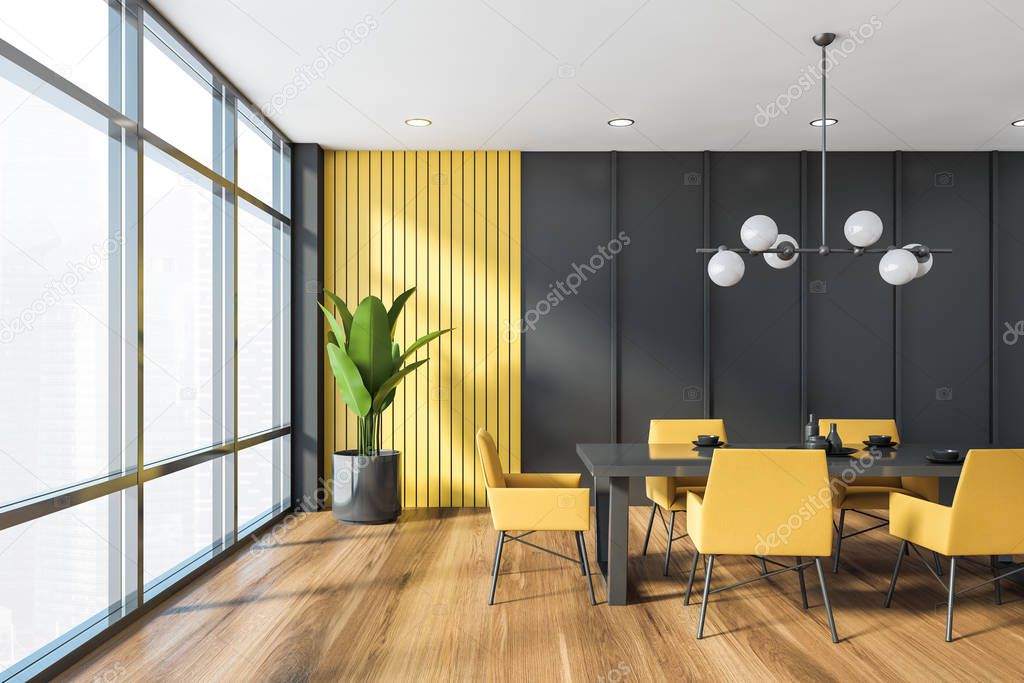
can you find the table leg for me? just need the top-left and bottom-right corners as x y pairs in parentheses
(594, 476), (630, 605)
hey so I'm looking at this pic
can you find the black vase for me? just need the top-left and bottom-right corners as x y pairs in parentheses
(332, 450), (401, 524)
(826, 423), (843, 454)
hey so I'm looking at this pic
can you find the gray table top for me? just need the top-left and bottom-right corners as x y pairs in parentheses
(575, 442), (988, 478)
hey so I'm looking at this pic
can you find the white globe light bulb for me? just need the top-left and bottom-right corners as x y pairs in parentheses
(845, 210), (884, 247)
(764, 234), (799, 269)
(903, 243), (933, 278)
(708, 250), (745, 287)
(740, 215), (778, 251)
(878, 248), (918, 285)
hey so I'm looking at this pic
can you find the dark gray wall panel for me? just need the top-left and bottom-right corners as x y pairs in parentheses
(901, 153), (990, 442)
(522, 152), (612, 478)
(617, 153), (705, 444)
(709, 153), (802, 442)
(291, 143), (324, 509)
(806, 152), (895, 420)
(998, 152), (1024, 444)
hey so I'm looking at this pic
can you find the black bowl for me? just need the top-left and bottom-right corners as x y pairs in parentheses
(931, 449), (960, 462)
(868, 435), (893, 446)
(696, 435), (720, 446)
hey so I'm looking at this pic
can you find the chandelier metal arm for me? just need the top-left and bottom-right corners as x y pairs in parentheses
(696, 247), (953, 256)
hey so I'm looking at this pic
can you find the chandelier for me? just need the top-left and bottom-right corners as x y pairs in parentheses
(698, 32), (951, 287)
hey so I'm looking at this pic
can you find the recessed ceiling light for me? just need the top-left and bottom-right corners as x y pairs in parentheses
(1012, 119), (1024, 127)
(607, 118), (635, 127)
(404, 118), (432, 127)
(810, 118), (838, 127)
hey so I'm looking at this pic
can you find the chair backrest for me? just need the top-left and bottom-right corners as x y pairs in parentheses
(476, 429), (505, 488)
(649, 419), (729, 444)
(819, 418), (900, 445)
(701, 449), (832, 556)
(949, 449), (1024, 553)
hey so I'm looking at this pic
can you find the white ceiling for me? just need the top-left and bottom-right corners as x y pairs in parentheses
(151, 0), (1024, 151)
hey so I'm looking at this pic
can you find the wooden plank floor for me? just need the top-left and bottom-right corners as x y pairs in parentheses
(59, 508), (1024, 682)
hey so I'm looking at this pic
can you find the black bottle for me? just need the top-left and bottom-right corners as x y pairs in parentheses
(804, 413), (819, 445)
(826, 422), (843, 453)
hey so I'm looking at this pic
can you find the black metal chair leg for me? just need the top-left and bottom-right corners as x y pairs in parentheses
(992, 555), (1002, 605)
(488, 531), (505, 605)
(814, 557), (840, 643)
(933, 551), (943, 577)
(946, 557), (957, 642)
(663, 511), (676, 576)
(641, 503), (657, 556)
(576, 531), (596, 606)
(684, 549), (700, 605)
(796, 556), (808, 610)
(884, 540), (907, 608)
(696, 555), (715, 639)
(832, 509), (846, 573)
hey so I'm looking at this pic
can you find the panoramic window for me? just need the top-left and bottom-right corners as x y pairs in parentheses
(0, 3), (291, 678)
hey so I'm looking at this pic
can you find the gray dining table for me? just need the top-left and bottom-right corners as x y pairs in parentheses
(576, 442), (978, 605)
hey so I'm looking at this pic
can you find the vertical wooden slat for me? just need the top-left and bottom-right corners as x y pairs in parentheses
(324, 152), (336, 495)
(509, 151), (521, 476)
(439, 151), (452, 505)
(381, 151), (393, 457)
(451, 152), (464, 506)
(498, 151), (510, 473)
(426, 150), (440, 506)
(345, 152), (359, 450)
(486, 151), (499, 475)
(416, 151), (429, 507)
(369, 151), (382, 301)
(391, 151), (406, 507)
(401, 152), (413, 505)
(464, 151), (477, 506)
(474, 151), (487, 506)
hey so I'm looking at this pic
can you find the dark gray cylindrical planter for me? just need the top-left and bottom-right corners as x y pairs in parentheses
(332, 450), (401, 524)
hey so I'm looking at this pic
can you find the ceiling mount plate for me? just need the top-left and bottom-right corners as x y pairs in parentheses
(813, 32), (836, 47)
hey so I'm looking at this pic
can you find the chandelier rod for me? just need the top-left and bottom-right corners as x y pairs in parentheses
(820, 41), (827, 248)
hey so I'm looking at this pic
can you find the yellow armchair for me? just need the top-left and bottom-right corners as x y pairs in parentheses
(643, 419), (728, 576)
(821, 418), (940, 573)
(884, 449), (1024, 641)
(476, 429), (595, 605)
(685, 449), (839, 643)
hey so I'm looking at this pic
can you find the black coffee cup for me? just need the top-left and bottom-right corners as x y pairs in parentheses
(931, 449), (960, 462)
(868, 435), (893, 446)
(696, 434), (720, 446)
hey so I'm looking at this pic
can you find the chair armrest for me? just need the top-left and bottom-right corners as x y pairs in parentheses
(503, 472), (582, 488)
(889, 492), (952, 554)
(486, 487), (590, 531)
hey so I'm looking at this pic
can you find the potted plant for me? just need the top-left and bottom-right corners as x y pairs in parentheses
(320, 287), (449, 524)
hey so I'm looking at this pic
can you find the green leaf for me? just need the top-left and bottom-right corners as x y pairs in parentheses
(387, 287), (416, 335)
(348, 296), (394, 395)
(398, 328), (452, 366)
(379, 388), (397, 412)
(327, 343), (371, 417)
(372, 359), (428, 412)
(324, 289), (353, 341)
(391, 342), (401, 364)
(319, 303), (346, 349)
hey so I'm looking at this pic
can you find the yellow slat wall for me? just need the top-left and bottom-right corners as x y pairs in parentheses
(324, 150), (521, 507)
